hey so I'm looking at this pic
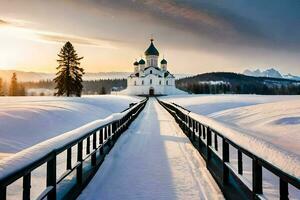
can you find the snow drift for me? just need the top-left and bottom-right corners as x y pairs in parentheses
(0, 95), (141, 155)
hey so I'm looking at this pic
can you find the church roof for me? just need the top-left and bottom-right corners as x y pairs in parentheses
(133, 61), (139, 66)
(139, 59), (145, 65)
(144, 66), (160, 71)
(145, 39), (159, 56)
(161, 59), (167, 64)
(164, 71), (175, 78)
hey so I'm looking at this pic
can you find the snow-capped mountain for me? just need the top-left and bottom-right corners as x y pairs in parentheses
(243, 68), (300, 80)
(283, 74), (300, 81)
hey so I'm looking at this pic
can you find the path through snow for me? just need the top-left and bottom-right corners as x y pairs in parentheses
(78, 98), (223, 200)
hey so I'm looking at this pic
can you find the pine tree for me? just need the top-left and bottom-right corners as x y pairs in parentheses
(0, 77), (4, 96)
(18, 83), (26, 96)
(54, 41), (85, 97)
(9, 73), (18, 96)
(101, 86), (106, 95)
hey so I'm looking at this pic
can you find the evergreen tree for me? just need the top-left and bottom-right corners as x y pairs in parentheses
(100, 86), (106, 95)
(9, 73), (18, 96)
(54, 41), (84, 97)
(18, 83), (26, 96)
(0, 77), (4, 96)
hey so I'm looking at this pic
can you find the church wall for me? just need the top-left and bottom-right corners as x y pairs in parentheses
(126, 74), (177, 95)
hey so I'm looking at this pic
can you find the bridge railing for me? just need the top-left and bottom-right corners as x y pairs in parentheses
(0, 98), (148, 200)
(158, 99), (300, 200)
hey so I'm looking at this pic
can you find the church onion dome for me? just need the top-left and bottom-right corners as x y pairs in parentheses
(133, 61), (139, 66)
(160, 58), (167, 64)
(139, 59), (145, 65)
(145, 39), (159, 56)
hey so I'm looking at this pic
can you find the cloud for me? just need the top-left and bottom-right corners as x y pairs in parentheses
(86, 0), (264, 41)
(0, 18), (120, 48)
(35, 31), (119, 48)
(0, 19), (9, 26)
(81, 0), (300, 51)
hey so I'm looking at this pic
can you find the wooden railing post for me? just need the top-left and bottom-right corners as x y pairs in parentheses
(206, 127), (212, 164)
(67, 148), (72, 170)
(186, 116), (189, 136)
(77, 141), (83, 186)
(199, 124), (203, 138)
(99, 129), (104, 155)
(238, 150), (243, 175)
(116, 121), (120, 138)
(192, 119), (196, 141)
(92, 132), (97, 166)
(252, 158), (263, 197)
(86, 137), (90, 155)
(189, 117), (193, 138)
(107, 125), (112, 146)
(198, 124), (202, 148)
(104, 127), (107, 141)
(47, 154), (56, 200)
(280, 178), (289, 200)
(23, 173), (31, 200)
(222, 139), (229, 185)
(112, 122), (117, 142)
(0, 186), (6, 200)
(214, 133), (218, 151)
(184, 115), (188, 134)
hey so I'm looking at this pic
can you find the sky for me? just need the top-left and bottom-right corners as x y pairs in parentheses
(0, 0), (300, 74)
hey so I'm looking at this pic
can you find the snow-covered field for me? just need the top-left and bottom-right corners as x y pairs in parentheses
(160, 95), (300, 156)
(0, 95), (141, 158)
(160, 94), (300, 199)
(1, 94), (299, 199)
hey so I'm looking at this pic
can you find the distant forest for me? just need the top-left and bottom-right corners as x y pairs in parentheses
(176, 72), (300, 95)
(22, 79), (127, 96)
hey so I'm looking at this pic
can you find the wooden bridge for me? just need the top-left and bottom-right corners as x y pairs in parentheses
(0, 98), (299, 200)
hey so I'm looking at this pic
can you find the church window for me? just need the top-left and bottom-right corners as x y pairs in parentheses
(166, 80), (168, 85)
(150, 70), (152, 74)
(159, 80), (161, 85)
(150, 79), (152, 85)
(134, 81), (137, 86)
(142, 80), (144, 85)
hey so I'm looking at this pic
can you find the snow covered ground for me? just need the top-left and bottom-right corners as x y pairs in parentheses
(160, 94), (300, 199)
(160, 95), (300, 156)
(79, 98), (223, 200)
(0, 95), (141, 158)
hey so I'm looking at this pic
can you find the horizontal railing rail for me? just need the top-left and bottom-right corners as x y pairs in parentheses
(158, 99), (299, 200)
(0, 98), (148, 200)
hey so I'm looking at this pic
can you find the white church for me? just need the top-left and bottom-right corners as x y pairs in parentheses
(121, 39), (185, 96)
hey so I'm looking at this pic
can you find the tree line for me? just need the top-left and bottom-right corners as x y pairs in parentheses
(0, 73), (26, 96)
(176, 72), (300, 95)
(22, 79), (126, 96)
(177, 82), (300, 95)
